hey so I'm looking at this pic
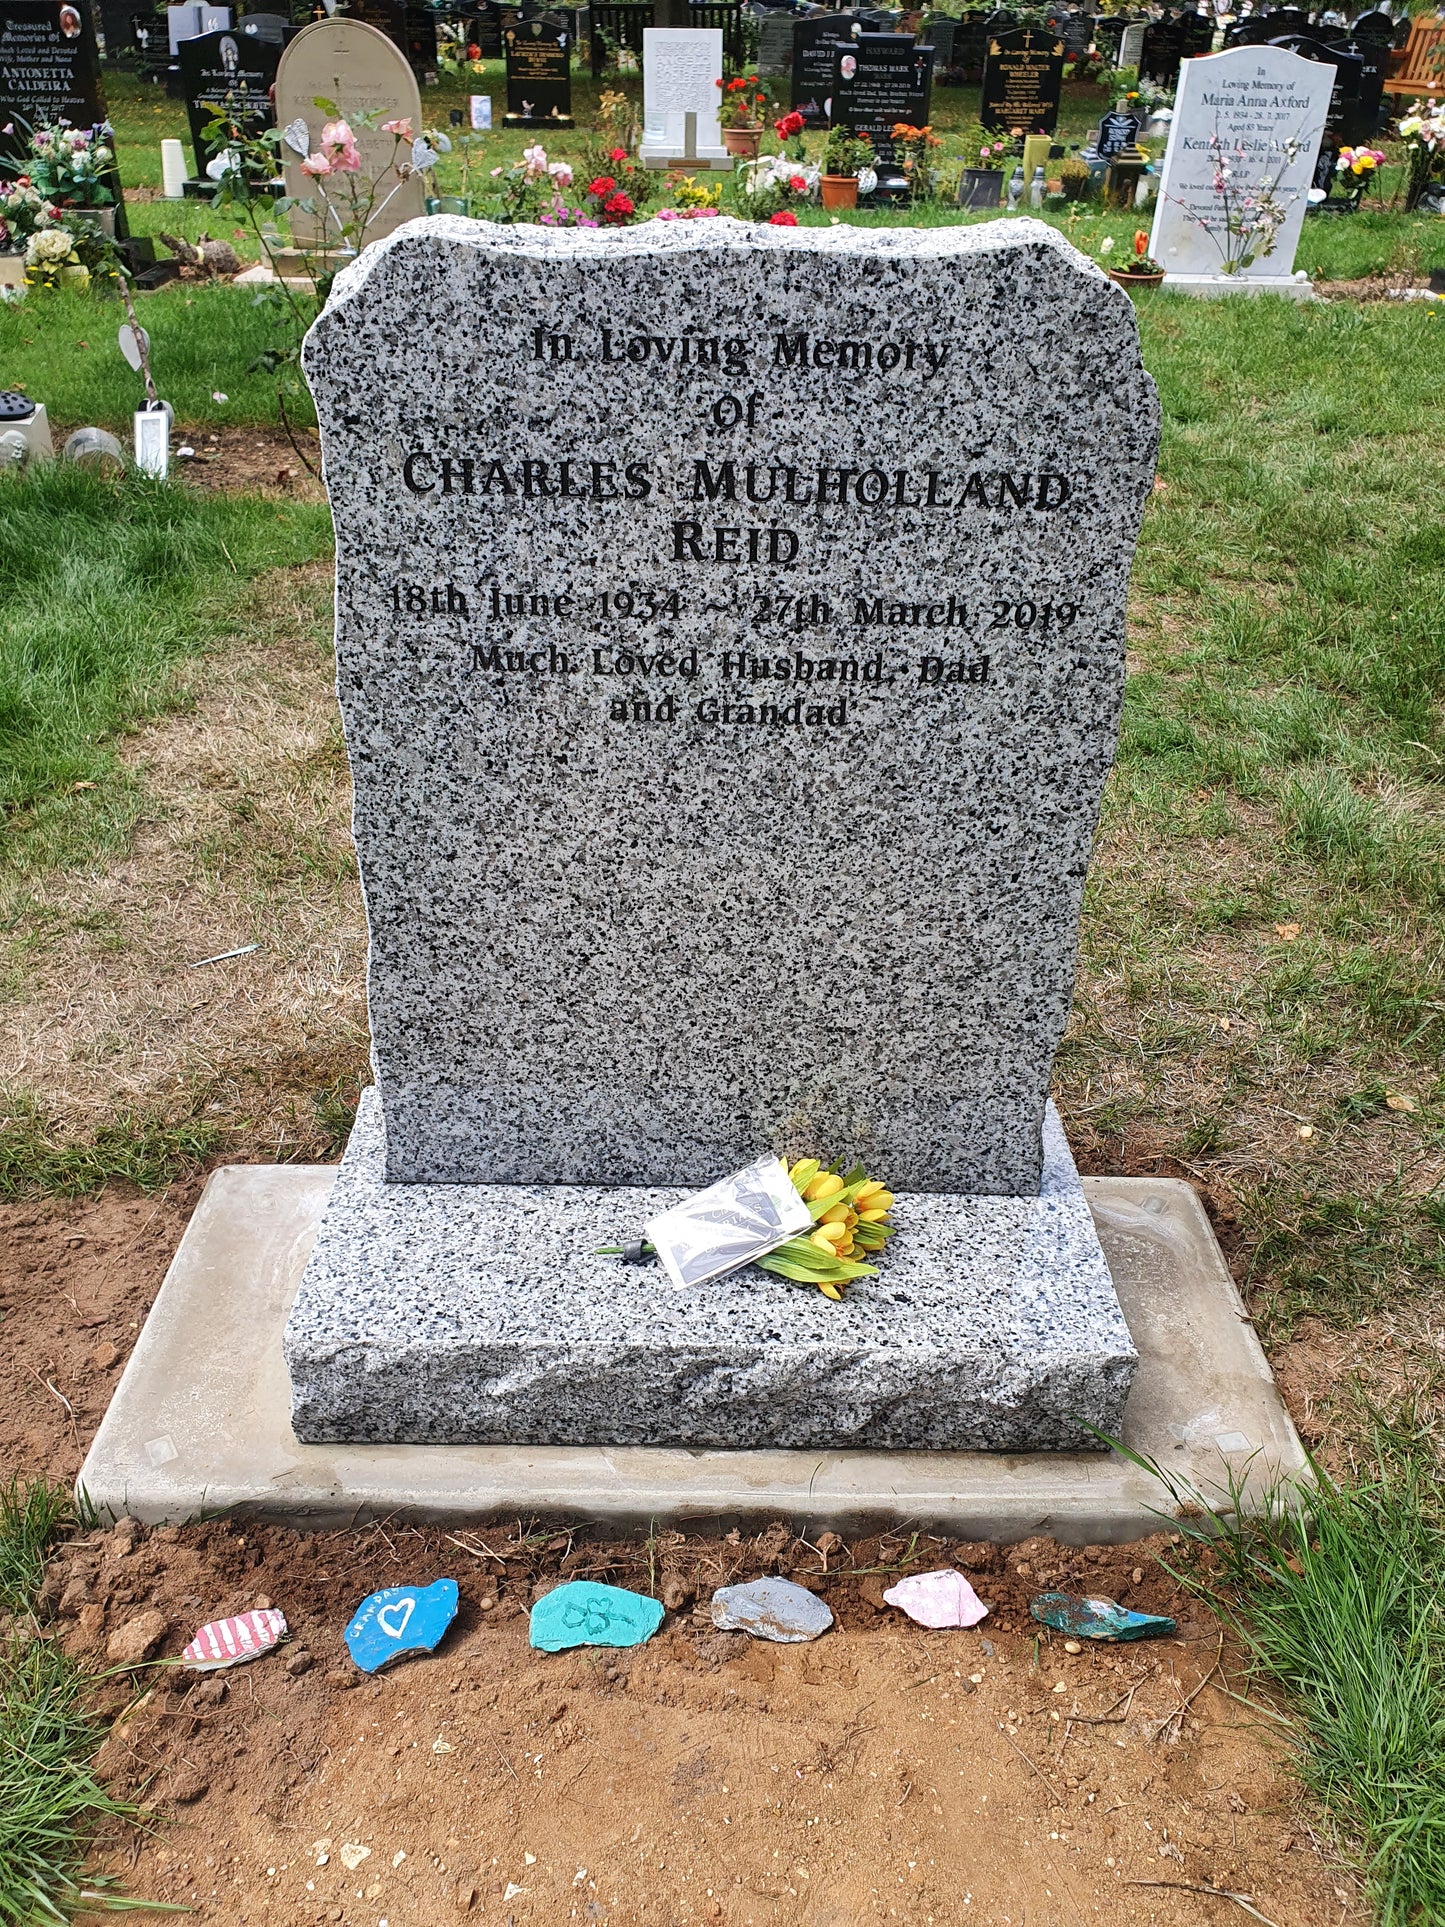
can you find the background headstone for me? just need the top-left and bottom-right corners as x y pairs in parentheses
(756, 5), (792, 75)
(790, 9), (857, 124)
(1270, 30), (1365, 146)
(980, 23), (1063, 132)
(639, 25), (725, 165)
(503, 10), (572, 124)
(1116, 18), (1144, 69)
(0, 0), (107, 167)
(1149, 44), (1331, 291)
(831, 31), (933, 169)
(286, 217), (1156, 1451)
(274, 16), (424, 244)
(1096, 103), (1139, 156)
(179, 26), (279, 178)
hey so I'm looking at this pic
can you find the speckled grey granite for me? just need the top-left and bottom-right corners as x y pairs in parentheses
(301, 216), (1159, 1194)
(284, 1088), (1137, 1449)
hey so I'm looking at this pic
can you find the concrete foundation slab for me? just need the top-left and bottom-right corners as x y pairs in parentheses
(77, 1164), (1307, 1543)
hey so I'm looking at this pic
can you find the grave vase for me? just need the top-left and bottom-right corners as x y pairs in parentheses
(957, 164), (1003, 208)
(722, 123), (763, 158)
(819, 171), (859, 208)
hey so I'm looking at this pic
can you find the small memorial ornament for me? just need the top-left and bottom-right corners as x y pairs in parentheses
(883, 1570), (989, 1629)
(711, 1576), (834, 1642)
(345, 1577), (458, 1672)
(529, 1580), (664, 1652)
(182, 1607), (288, 1670)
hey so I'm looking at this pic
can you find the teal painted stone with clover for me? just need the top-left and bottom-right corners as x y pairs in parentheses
(529, 1580), (664, 1653)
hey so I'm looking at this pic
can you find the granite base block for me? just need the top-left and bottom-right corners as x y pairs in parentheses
(283, 1090), (1138, 1451)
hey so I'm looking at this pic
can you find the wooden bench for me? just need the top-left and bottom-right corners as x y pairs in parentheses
(1381, 16), (1445, 98)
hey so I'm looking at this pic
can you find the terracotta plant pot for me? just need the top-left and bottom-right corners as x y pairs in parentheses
(1107, 267), (1165, 290)
(723, 125), (763, 160)
(820, 172), (859, 210)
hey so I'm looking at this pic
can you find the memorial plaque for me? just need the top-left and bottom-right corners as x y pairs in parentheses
(790, 9), (858, 124)
(504, 11), (572, 124)
(1096, 105), (1139, 156)
(285, 217), (1158, 1452)
(831, 32), (933, 166)
(0, 0), (106, 166)
(980, 23), (1064, 133)
(179, 26), (279, 177)
(1149, 44), (1330, 290)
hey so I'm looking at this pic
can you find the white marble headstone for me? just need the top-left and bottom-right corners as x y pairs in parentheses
(640, 26), (728, 168)
(274, 17), (424, 248)
(1149, 45), (1330, 294)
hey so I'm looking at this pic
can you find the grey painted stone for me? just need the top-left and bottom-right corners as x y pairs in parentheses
(711, 1577), (834, 1641)
(301, 215), (1158, 1196)
(283, 1087), (1137, 1449)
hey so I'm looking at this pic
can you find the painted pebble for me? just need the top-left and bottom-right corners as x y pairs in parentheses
(182, 1608), (288, 1671)
(883, 1570), (989, 1629)
(529, 1580), (665, 1653)
(711, 1577), (834, 1643)
(1030, 1590), (1176, 1642)
(345, 1578), (458, 1673)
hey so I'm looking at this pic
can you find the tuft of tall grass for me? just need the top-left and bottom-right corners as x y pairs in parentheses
(0, 1481), (169, 1921)
(1121, 1429), (1445, 1927)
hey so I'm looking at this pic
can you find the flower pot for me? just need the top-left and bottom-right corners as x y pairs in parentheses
(820, 172), (859, 210)
(957, 166), (1003, 209)
(723, 125), (763, 160)
(0, 253), (25, 293)
(425, 195), (471, 216)
(1107, 267), (1164, 290)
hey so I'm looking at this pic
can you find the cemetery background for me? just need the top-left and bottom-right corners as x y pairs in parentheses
(0, 14), (1444, 1926)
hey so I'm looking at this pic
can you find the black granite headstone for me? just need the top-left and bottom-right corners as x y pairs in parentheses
(1138, 14), (1182, 81)
(1270, 31), (1366, 144)
(831, 30), (932, 172)
(791, 9), (859, 124)
(345, 0), (438, 75)
(504, 10), (572, 124)
(979, 23), (1063, 133)
(0, 0), (106, 163)
(179, 25), (278, 177)
(238, 9), (289, 42)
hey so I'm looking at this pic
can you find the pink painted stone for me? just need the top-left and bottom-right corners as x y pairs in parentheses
(882, 1570), (989, 1629)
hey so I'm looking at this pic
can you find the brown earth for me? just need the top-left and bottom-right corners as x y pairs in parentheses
(0, 1183), (1363, 1927)
(28, 1507), (1357, 1927)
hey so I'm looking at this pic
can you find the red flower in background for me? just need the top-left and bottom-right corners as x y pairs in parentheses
(769, 209), (798, 225)
(587, 175), (616, 197)
(609, 146), (628, 162)
(602, 190), (634, 223)
(774, 110), (805, 139)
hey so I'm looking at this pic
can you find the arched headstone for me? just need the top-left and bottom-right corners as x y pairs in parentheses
(274, 16), (424, 247)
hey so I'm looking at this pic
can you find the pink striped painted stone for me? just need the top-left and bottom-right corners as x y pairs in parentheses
(181, 1608), (288, 1671)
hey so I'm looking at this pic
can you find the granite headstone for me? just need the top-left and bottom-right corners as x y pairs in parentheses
(179, 25), (278, 178)
(831, 31), (933, 168)
(1149, 44), (1330, 292)
(284, 216), (1158, 1452)
(789, 9), (860, 124)
(274, 16), (424, 245)
(980, 23), (1064, 132)
(503, 11), (573, 124)
(0, 0), (106, 167)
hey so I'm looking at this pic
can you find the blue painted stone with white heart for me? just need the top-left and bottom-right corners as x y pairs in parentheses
(345, 1578), (458, 1673)
(529, 1580), (664, 1653)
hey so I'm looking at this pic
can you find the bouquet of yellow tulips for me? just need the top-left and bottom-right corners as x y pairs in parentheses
(755, 1158), (896, 1301)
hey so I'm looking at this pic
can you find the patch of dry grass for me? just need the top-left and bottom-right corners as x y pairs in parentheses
(0, 561), (368, 1174)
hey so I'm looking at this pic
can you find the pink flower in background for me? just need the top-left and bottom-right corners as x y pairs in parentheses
(381, 116), (414, 140)
(548, 160), (573, 187)
(300, 151), (331, 176)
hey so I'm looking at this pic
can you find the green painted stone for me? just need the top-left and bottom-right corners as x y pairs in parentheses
(529, 1580), (665, 1653)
